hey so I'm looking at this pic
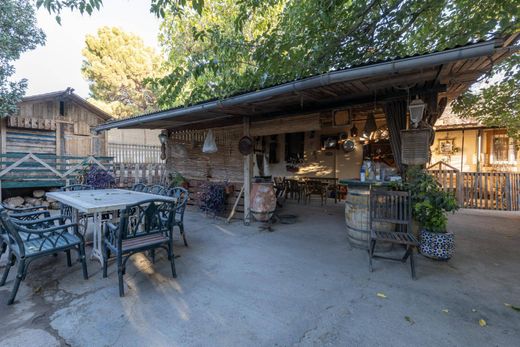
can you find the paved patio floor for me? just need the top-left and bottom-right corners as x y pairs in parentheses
(1, 202), (519, 346)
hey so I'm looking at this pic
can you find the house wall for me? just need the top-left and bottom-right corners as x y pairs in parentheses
(431, 128), (520, 172)
(165, 114), (383, 184)
(166, 125), (244, 183)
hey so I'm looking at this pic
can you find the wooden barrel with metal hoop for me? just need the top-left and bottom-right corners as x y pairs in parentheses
(344, 187), (393, 251)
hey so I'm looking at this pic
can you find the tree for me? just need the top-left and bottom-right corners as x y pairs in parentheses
(39, 0), (519, 127)
(452, 53), (519, 139)
(0, 0), (45, 118)
(81, 27), (164, 118)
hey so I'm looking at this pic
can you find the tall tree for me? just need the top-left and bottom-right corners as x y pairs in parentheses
(81, 26), (164, 118)
(155, 0), (518, 109)
(0, 0), (45, 117)
(39, 0), (519, 130)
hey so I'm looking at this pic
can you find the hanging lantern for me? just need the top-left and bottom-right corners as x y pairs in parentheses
(363, 111), (377, 138)
(350, 124), (358, 137)
(409, 96), (426, 128)
(158, 131), (168, 160)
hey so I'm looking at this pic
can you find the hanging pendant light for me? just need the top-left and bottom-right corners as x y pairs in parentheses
(363, 111), (377, 138)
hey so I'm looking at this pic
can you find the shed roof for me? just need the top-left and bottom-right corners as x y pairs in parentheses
(95, 35), (519, 132)
(21, 88), (113, 121)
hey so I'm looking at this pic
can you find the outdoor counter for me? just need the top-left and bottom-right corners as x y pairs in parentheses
(339, 179), (393, 250)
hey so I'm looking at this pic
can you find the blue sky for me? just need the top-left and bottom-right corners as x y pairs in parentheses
(13, 0), (161, 98)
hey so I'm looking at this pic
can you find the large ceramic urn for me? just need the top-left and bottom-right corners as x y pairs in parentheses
(250, 182), (276, 222)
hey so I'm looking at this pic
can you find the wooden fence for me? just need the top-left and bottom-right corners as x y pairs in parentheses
(112, 163), (167, 187)
(0, 152), (167, 197)
(428, 161), (520, 211)
(108, 143), (162, 163)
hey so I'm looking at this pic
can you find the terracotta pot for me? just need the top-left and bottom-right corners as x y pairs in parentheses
(419, 229), (454, 260)
(250, 182), (276, 222)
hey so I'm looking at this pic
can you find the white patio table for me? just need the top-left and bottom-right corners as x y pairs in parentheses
(46, 189), (175, 265)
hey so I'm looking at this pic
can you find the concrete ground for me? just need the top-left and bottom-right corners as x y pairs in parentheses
(0, 201), (519, 346)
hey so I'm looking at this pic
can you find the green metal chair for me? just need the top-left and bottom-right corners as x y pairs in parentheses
(60, 184), (94, 234)
(102, 198), (178, 297)
(0, 205), (51, 259)
(144, 184), (166, 195)
(164, 187), (189, 246)
(132, 183), (146, 192)
(0, 209), (88, 305)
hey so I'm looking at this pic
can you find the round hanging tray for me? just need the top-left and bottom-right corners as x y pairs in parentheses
(238, 136), (253, 155)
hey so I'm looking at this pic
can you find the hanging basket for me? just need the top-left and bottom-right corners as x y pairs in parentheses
(401, 128), (431, 165)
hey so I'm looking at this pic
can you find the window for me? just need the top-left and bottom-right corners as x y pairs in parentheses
(59, 101), (65, 116)
(492, 134), (516, 163)
(284, 132), (305, 162)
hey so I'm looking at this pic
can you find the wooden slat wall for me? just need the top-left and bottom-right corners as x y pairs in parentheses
(6, 129), (56, 154)
(167, 126), (244, 183)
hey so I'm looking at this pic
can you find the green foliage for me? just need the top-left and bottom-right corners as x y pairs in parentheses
(36, 0), (103, 24)
(0, 0), (45, 118)
(452, 52), (520, 140)
(168, 172), (187, 187)
(394, 166), (458, 233)
(81, 27), (164, 118)
(38, 0), (518, 121)
(154, 0), (519, 109)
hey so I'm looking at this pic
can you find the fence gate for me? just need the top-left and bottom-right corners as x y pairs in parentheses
(428, 161), (520, 211)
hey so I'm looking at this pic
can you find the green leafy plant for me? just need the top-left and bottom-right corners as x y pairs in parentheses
(168, 172), (188, 188)
(393, 166), (458, 233)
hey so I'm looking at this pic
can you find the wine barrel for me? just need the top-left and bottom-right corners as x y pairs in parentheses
(344, 187), (393, 251)
(250, 182), (276, 222)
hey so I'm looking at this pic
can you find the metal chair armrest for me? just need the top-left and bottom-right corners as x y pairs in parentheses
(10, 210), (51, 220)
(16, 222), (78, 235)
(15, 215), (65, 227)
(2, 204), (46, 212)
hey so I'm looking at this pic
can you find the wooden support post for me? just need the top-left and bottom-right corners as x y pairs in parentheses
(0, 117), (6, 155)
(243, 116), (252, 225)
(0, 118), (5, 202)
(505, 174), (512, 211)
(55, 122), (62, 156)
(456, 171), (464, 207)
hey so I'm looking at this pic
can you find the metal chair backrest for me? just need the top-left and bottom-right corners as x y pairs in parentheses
(132, 183), (146, 192)
(118, 199), (177, 241)
(165, 187), (189, 219)
(0, 209), (29, 256)
(144, 185), (166, 195)
(61, 184), (94, 192)
(306, 180), (324, 193)
(369, 189), (412, 228)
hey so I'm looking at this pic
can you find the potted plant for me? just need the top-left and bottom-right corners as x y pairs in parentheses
(197, 182), (226, 217)
(169, 172), (189, 189)
(399, 167), (459, 260)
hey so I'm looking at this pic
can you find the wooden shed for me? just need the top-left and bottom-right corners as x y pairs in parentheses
(0, 88), (112, 191)
(1, 88), (111, 156)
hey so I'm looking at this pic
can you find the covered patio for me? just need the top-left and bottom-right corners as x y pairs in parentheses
(1, 205), (519, 346)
